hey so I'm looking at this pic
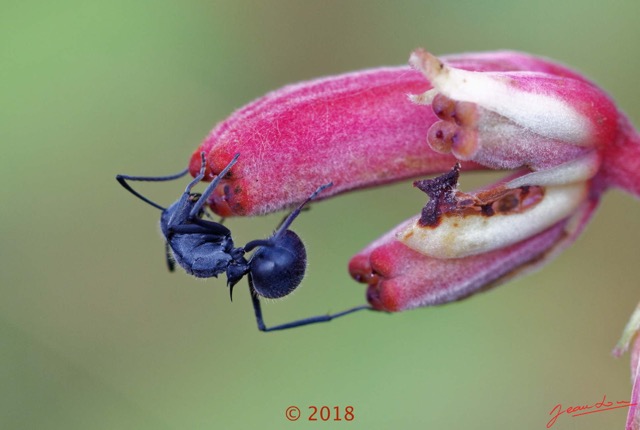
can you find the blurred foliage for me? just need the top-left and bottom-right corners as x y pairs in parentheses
(2, 1), (640, 429)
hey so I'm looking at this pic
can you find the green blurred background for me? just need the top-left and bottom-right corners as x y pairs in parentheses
(3, 1), (640, 429)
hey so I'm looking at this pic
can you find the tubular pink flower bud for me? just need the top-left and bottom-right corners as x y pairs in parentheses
(190, 50), (612, 216)
(349, 223), (574, 312)
(189, 66), (455, 216)
(350, 175), (599, 311)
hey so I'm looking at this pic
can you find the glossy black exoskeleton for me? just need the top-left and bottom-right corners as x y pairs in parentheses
(116, 153), (369, 331)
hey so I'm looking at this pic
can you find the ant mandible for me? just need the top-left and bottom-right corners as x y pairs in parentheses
(116, 153), (370, 331)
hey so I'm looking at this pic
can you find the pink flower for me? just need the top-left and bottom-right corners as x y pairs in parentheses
(349, 48), (631, 311)
(190, 50), (609, 216)
(191, 48), (638, 311)
(189, 61), (457, 216)
(192, 49), (640, 426)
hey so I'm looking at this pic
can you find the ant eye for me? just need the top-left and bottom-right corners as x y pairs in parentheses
(250, 231), (307, 299)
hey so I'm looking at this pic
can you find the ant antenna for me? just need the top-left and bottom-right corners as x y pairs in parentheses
(116, 166), (190, 211)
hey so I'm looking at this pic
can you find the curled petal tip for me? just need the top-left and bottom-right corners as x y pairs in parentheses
(409, 48), (447, 80)
(407, 90), (436, 105)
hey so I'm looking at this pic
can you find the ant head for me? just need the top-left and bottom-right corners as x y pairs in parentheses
(249, 230), (307, 299)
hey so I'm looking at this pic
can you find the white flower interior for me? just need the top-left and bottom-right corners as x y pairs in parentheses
(398, 181), (588, 259)
(409, 50), (593, 146)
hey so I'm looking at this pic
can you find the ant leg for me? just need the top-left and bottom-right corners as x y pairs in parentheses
(116, 167), (189, 210)
(242, 239), (272, 253)
(165, 241), (176, 272)
(273, 182), (333, 237)
(190, 218), (231, 235)
(244, 182), (332, 252)
(248, 276), (372, 332)
(201, 209), (217, 220)
(183, 152), (208, 194)
(169, 223), (229, 237)
(274, 207), (310, 230)
(188, 153), (241, 219)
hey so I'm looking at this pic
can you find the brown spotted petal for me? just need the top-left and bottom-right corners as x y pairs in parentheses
(398, 167), (592, 259)
(349, 168), (599, 312)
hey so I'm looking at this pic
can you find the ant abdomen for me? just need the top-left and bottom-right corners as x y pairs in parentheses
(250, 230), (307, 299)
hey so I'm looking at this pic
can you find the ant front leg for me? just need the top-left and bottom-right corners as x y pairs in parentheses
(188, 153), (240, 219)
(248, 276), (371, 332)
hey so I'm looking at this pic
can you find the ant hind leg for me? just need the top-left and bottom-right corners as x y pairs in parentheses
(248, 275), (371, 332)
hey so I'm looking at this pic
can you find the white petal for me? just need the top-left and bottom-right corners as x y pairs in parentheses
(410, 50), (592, 145)
(506, 151), (600, 188)
(398, 182), (588, 259)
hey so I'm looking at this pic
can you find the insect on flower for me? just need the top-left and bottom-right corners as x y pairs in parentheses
(116, 153), (369, 332)
(124, 47), (640, 427)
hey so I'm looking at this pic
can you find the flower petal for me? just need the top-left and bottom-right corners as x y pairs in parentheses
(190, 66), (459, 216)
(398, 182), (588, 259)
(349, 198), (597, 312)
(409, 49), (618, 171)
(190, 50), (614, 216)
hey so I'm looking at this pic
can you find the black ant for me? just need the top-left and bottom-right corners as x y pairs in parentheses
(116, 153), (370, 331)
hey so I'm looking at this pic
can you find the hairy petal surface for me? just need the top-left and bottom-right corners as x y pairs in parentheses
(190, 51), (612, 216)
